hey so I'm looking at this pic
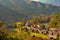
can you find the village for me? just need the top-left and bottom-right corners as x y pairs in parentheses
(22, 23), (60, 40)
(14, 21), (59, 40)
(0, 14), (60, 40)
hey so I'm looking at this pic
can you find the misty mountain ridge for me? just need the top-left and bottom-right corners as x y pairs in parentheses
(0, 0), (60, 23)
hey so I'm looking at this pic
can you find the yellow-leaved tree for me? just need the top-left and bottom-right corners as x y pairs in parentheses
(48, 13), (60, 28)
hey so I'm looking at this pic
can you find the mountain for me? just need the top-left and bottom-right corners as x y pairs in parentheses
(0, 4), (28, 23)
(0, 0), (60, 23)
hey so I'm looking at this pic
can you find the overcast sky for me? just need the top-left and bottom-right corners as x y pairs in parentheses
(31, 0), (60, 6)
